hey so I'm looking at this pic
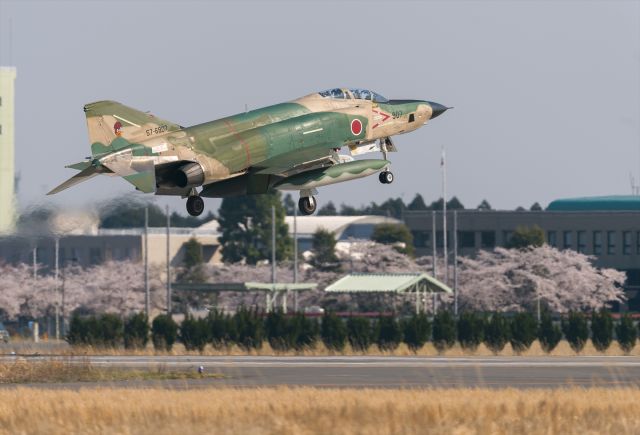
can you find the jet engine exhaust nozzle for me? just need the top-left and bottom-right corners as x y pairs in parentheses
(175, 162), (205, 188)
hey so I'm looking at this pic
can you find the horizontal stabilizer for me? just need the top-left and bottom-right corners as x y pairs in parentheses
(47, 165), (98, 195)
(123, 171), (156, 193)
(65, 161), (92, 171)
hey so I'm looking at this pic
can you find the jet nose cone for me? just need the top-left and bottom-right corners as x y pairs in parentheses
(427, 101), (450, 119)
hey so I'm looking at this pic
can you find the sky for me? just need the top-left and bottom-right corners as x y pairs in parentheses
(0, 0), (639, 216)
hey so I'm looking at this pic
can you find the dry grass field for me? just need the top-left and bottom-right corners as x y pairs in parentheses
(0, 359), (222, 384)
(0, 387), (638, 435)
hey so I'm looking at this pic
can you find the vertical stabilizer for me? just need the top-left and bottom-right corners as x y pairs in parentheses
(83, 100), (182, 157)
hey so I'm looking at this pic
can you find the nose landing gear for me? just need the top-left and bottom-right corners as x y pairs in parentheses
(379, 137), (394, 184)
(186, 194), (205, 217)
(298, 196), (317, 215)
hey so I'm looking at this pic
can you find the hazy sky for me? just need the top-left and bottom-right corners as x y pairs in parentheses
(1, 0), (639, 215)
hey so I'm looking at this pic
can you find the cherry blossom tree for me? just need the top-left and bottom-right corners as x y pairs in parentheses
(456, 246), (625, 313)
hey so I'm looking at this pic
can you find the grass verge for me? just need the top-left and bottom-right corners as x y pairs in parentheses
(0, 387), (639, 434)
(0, 359), (223, 384)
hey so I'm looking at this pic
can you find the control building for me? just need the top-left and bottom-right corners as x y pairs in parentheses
(0, 67), (16, 234)
(403, 196), (640, 310)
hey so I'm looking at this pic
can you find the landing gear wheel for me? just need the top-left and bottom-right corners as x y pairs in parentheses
(186, 195), (205, 217)
(298, 196), (317, 215)
(379, 171), (394, 184)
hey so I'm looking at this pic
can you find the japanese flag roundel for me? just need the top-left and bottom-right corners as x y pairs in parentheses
(351, 119), (363, 136)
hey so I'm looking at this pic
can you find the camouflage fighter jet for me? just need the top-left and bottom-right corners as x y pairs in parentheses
(48, 88), (449, 215)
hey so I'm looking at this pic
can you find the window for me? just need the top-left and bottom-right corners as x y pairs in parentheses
(89, 248), (103, 264)
(408, 113), (415, 123)
(319, 88), (347, 99)
(435, 231), (450, 248)
(502, 231), (513, 246)
(623, 231), (632, 255)
(577, 231), (586, 253)
(607, 231), (616, 255)
(350, 89), (372, 100)
(593, 231), (602, 255)
(547, 231), (557, 247)
(481, 231), (495, 248)
(637, 231), (640, 255)
(563, 231), (572, 250)
(320, 88), (389, 103)
(458, 231), (475, 248)
(411, 231), (430, 248)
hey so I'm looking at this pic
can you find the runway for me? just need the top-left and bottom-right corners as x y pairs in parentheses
(2, 355), (640, 389)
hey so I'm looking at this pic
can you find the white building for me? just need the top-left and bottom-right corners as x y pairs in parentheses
(284, 215), (402, 252)
(0, 67), (16, 234)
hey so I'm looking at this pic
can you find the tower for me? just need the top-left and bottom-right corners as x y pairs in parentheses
(0, 67), (16, 234)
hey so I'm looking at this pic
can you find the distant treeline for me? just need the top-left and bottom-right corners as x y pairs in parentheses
(99, 200), (216, 228)
(284, 194), (544, 220)
(67, 309), (637, 355)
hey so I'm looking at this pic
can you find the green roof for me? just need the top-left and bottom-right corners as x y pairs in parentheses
(547, 196), (640, 211)
(325, 273), (453, 294)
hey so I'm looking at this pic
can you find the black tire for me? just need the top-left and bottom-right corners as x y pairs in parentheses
(379, 171), (394, 184)
(186, 196), (205, 217)
(298, 196), (317, 215)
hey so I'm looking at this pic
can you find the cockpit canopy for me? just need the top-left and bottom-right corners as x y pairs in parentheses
(318, 88), (388, 103)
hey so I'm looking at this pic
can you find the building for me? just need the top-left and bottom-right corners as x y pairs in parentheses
(0, 67), (16, 234)
(283, 215), (402, 252)
(403, 195), (640, 309)
(0, 226), (221, 271)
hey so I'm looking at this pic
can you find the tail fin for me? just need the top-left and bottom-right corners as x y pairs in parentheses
(84, 101), (182, 157)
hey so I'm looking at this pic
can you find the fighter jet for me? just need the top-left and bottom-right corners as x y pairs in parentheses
(48, 88), (449, 216)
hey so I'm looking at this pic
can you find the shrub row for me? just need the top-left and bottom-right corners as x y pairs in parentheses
(66, 309), (640, 354)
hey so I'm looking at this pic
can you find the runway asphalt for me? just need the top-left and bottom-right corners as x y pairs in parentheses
(2, 355), (640, 389)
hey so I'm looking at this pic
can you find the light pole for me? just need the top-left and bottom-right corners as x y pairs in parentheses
(144, 206), (150, 319)
(453, 210), (458, 316)
(293, 205), (298, 312)
(166, 205), (172, 314)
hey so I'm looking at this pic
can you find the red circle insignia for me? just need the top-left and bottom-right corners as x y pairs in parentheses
(351, 119), (363, 135)
(113, 121), (122, 136)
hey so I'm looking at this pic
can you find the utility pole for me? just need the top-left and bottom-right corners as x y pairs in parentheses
(270, 205), (276, 313)
(54, 237), (60, 340)
(166, 205), (171, 314)
(453, 210), (458, 317)
(293, 205), (298, 312)
(32, 245), (37, 279)
(431, 211), (437, 315)
(442, 146), (448, 286)
(431, 211), (437, 278)
(144, 206), (150, 319)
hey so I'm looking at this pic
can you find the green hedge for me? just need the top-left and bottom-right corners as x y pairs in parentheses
(64, 310), (637, 355)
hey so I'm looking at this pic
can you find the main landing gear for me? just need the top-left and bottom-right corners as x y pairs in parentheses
(379, 170), (394, 184)
(298, 196), (317, 215)
(186, 194), (205, 217)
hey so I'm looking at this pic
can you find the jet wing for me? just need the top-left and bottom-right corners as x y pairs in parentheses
(252, 143), (339, 176)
